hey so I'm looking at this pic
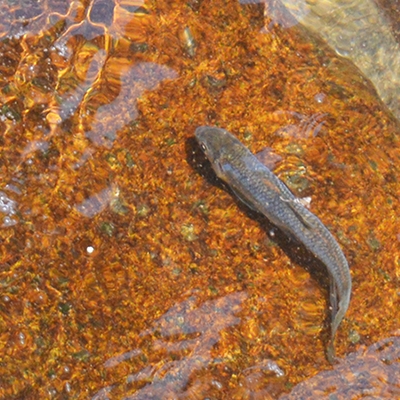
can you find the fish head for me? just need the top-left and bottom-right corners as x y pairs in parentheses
(195, 126), (241, 163)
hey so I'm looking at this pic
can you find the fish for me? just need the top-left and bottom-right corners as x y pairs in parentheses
(195, 125), (351, 362)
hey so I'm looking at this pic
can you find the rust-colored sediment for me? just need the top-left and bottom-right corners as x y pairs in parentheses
(0, 0), (399, 398)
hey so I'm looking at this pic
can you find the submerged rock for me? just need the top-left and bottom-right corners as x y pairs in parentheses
(265, 0), (400, 120)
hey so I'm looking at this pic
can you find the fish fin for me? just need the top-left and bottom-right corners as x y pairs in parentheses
(212, 160), (226, 180)
(218, 162), (259, 211)
(281, 197), (314, 230)
(230, 186), (259, 212)
(329, 277), (338, 319)
(327, 280), (339, 364)
(295, 196), (311, 209)
(326, 340), (336, 364)
(268, 171), (312, 209)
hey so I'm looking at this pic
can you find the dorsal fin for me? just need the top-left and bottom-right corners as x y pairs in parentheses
(280, 197), (314, 230)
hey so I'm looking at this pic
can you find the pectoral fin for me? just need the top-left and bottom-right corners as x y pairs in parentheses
(230, 186), (259, 212)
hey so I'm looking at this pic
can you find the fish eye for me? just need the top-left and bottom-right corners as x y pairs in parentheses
(200, 143), (207, 152)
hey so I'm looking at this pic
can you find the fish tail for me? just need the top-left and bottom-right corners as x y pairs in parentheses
(327, 297), (350, 363)
(326, 339), (336, 364)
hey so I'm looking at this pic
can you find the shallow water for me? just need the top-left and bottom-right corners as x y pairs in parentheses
(0, 0), (399, 398)
(266, 0), (400, 120)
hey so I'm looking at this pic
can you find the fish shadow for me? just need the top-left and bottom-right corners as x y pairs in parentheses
(187, 136), (332, 340)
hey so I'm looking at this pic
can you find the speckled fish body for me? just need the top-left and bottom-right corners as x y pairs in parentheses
(195, 126), (351, 361)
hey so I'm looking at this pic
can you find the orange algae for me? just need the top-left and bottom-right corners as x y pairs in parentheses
(0, 0), (400, 398)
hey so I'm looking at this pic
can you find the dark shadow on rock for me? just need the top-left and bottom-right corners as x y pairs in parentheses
(186, 135), (224, 189)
